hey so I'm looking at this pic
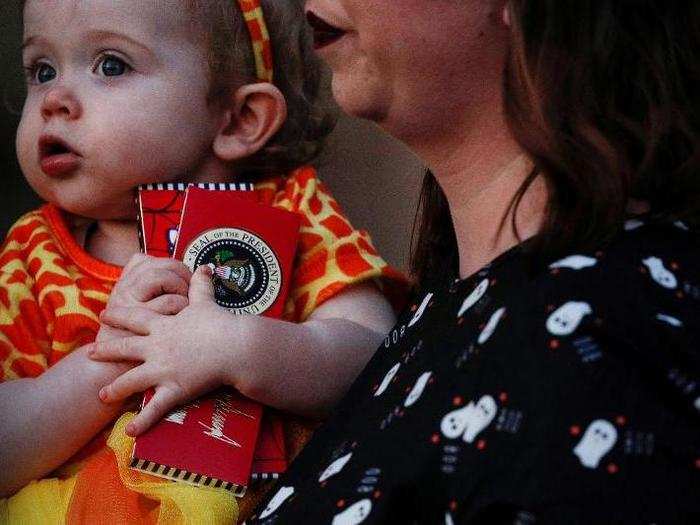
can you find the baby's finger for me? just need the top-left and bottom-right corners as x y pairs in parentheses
(100, 305), (158, 335)
(122, 253), (149, 274)
(126, 387), (182, 436)
(87, 336), (148, 362)
(145, 294), (189, 315)
(95, 325), (132, 343)
(98, 365), (154, 404)
(130, 268), (189, 302)
(150, 258), (191, 283)
(123, 254), (190, 283)
(189, 265), (215, 305)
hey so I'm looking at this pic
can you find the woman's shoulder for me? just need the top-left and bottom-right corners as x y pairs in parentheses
(461, 218), (700, 378)
(597, 217), (697, 282)
(515, 219), (699, 309)
(423, 218), (699, 328)
(442, 219), (698, 322)
(495, 219), (699, 405)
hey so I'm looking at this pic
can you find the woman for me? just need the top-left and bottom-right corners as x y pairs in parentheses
(247, 0), (700, 523)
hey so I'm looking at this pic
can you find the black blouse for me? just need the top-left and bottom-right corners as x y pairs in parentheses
(248, 220), (700, 524)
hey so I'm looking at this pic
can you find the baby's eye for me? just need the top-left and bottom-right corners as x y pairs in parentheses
(96, 55), (130, 77)
(26, 62), (57, 84)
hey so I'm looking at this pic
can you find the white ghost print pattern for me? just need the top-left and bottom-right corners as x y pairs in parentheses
(319, 453), (353, 483)
(408, 292), (434, 328)
(624, 218), (644, 231)
(440, 395), (498, 443)
(258, 486), (295, 519)
(642, 257), (678, 289)
(477, 307), (507, 344)
(245, 219), (700, 523)
(332, 499), (373, 525)
(374, 362), (401, 397)
(549, 255), (598, 271)
(656, 313), (683, 327)
(404, 372), (433, 407)
(573, 419), (618, 469)
(546, 301), (592, 336)
(457, 278), (489, 317)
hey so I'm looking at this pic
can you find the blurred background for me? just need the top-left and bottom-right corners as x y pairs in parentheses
(0, 2), (424, 272)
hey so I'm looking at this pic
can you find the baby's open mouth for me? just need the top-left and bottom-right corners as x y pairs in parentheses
(306, 11), (347, 50)
(40, 138), (72, 157)
(38, 135), (81, 177)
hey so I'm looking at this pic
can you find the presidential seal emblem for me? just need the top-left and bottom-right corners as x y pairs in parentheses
(182, 228), (282, 315)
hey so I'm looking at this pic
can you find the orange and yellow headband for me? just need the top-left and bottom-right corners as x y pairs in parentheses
(236, 0), (274, 83)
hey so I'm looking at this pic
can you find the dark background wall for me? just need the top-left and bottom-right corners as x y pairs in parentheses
(0, 2), (423, 271)
(1, 2), (43, 238)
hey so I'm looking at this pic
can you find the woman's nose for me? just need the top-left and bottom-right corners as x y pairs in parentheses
(40, 86), (82, 121)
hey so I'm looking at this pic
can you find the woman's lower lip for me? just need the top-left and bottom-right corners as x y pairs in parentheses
(40, 153), (81, 177)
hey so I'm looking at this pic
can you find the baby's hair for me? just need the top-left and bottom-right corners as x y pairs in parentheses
(186, 0), (336, 178)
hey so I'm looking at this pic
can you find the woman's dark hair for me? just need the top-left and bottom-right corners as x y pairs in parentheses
(411, 1), (700, 286)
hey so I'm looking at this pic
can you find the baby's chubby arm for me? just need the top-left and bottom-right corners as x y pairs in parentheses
(0, 256), (191, 497)
(232, 281), (395, 415)
(0, 349), (132, 497)
(89, 264), (397, 436)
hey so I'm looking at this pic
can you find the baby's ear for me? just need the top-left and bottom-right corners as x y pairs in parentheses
(213, 83), (288, 162)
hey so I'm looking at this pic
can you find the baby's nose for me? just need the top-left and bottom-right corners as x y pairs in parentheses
(41, 86), (82, 121)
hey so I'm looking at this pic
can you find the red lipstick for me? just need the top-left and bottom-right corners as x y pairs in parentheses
(306, 11), (347, 50)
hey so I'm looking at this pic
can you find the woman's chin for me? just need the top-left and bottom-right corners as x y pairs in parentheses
(331, 73), (389, 124)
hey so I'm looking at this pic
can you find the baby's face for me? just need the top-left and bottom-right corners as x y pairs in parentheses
(18, 0), (221, 220)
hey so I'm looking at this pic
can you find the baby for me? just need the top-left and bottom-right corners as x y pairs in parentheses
(0, 0), (404, 522)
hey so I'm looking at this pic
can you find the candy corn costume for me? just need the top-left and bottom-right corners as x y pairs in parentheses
(0, 166), (407, 524)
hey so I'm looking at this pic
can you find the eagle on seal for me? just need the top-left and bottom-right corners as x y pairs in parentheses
(209, 250), (256, 297)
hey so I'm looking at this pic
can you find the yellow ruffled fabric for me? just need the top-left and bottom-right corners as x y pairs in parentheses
(1, 477), (76, 525)
(1, 414), (238, 525)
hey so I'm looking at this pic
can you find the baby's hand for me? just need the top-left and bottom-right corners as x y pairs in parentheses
(88, 266), (240, 436)
(96, 254), (191, 342)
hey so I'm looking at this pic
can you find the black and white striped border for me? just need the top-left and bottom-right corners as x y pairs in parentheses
(139, 182), (254, 192)
(139, 182), (188, 191)
(251, 472), (280, 481)
(195, 182), (255, 192)
(130, 457), (247, 497)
